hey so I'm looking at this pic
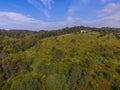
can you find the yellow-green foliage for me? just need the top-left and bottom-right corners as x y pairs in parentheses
(1, 31), (120, 90)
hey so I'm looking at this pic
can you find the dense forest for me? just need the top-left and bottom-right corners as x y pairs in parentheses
(0, 26), (120, 90)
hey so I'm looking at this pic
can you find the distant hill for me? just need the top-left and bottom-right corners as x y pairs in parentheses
(0, 26), (120, 90)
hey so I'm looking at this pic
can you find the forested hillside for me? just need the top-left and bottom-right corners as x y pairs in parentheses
(0, 26), (120, 90)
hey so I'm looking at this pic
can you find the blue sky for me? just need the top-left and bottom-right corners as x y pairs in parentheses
(0, 0), (120, 30)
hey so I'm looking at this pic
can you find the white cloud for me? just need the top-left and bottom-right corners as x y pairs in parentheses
(1, 11), (120, 31)
(0, 11), (41, 30)
(100, 3), (120, 14)
(27, 0), (52, 18)
(41, 0), (53, 9)
(85, 12), (120, 28)
(27, 0), (41, 9)
(0, 12), (35, 23)
(0, 11), (75, 30)
(42, 10), (51, 18)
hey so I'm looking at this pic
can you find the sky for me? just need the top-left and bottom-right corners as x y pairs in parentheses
(0, 0), (120, 30)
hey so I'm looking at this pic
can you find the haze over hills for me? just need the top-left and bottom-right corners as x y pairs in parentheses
(0, 26), (120, 90)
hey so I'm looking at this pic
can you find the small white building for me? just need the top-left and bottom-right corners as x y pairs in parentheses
(80, 30), (92, 33)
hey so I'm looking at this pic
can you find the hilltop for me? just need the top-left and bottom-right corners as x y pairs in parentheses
(0, 26), (120, 90)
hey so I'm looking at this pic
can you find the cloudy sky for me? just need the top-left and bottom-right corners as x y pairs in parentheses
(0, 0), (120, 30)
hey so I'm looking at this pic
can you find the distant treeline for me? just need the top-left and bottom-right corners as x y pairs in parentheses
(1, 26), (120, 39)
(0, 26), (120, 52)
